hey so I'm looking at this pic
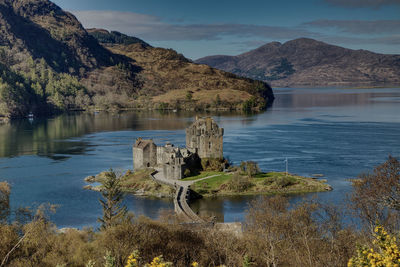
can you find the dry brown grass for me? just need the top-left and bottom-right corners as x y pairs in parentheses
(106, 44), (271, 110)
(152, 89), (252, 105)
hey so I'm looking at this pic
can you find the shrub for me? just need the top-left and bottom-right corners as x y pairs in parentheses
(184, 169), (191, 177)
(276, 176), (297, 188)
(239, 161), (260, 177)
(348, 225), (400, 267)
(200, 158), (226, 172)
(227, 172), (254, 192)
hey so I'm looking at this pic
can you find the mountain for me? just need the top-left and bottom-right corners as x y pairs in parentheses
(195, 38), (400, 87)
(0, 0), (273, 120)
(0, 0), (140, 118)
(86, 28), (151, 47)
(88, 28), (274, 111)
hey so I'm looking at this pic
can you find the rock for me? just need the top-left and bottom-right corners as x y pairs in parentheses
(84, 176), (96, 183)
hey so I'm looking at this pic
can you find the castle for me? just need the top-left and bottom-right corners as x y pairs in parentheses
(133, 117), (224, 180)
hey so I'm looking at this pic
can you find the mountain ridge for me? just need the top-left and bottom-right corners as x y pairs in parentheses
(196, 38), (400, 87)
(0, 0), (273, 119)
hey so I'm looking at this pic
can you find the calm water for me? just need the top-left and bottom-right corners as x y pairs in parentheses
(0, 88), (399, 228)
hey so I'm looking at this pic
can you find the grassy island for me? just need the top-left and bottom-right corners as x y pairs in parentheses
(184, 171), (332, 197)
(85, 167), (331, 198)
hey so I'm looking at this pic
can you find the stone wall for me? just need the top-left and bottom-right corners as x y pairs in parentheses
(163, 163), (184, 180)
(133, 147), (143, 170)
(133, 139), (157, 170)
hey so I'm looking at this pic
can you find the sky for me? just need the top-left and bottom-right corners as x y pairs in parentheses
(52, 0), (400, 60)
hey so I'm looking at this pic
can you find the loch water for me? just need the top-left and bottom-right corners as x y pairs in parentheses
(0, 88), (399, 228)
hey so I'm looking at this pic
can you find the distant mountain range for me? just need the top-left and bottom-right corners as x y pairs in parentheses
(0, 0), (273, 119)
(196, 38), (400, 87)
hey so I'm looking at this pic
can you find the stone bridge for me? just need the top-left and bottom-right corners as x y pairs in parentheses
(150, 169), (242, 235)
(150, 168), (225, 223)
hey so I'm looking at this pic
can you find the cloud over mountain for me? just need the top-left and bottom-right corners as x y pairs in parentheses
(304, 20), (400, 34)
(73, 10), (314, 41)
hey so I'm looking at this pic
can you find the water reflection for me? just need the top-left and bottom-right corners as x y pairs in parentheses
(0, 111), (244, 159)
(273, 88), (400, 109)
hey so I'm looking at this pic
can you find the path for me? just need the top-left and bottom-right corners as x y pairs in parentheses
(150, 168), (231, 223)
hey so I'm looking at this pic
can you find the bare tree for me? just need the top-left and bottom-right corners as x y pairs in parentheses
(350, 156), (400, 231)
(0, 182), (10, 223)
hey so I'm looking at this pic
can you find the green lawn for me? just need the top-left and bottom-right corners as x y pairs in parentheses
(191, 173), (233, 189)
(189, 171), (332, 197)
(181, 171), (222, 181)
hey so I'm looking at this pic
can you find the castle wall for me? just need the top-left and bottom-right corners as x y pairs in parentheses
(163, 163), (185, 180)
(133, 147), (144, 170)
(156, 146), (165, 165)
(133, 140), (157, 170)
(186, 117), (224, 159)
(147, 143), (157, 167)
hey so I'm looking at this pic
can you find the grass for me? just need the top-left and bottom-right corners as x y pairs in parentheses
(192, 173), (233, 189)
(87, 169), (332, 199)
(181, 171), (222, 181)
(86, 169), (175, 198)
(151, 89), (252, 106)
(189, 171), (332, 197)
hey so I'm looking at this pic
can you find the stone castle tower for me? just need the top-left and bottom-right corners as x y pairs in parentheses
(186, 116), (224, 159)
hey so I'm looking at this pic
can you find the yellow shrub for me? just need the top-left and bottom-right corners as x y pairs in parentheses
(348, 226), (400, 267)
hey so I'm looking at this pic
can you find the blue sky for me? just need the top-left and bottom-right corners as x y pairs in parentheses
(53, 0), (400, 59)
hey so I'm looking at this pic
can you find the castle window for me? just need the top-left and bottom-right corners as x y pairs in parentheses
(209, 142), (211, 149)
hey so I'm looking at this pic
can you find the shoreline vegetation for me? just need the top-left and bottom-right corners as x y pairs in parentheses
(84, 168), (332, 198)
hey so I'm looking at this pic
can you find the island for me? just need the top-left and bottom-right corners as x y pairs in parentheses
(85, 117), (331, 204)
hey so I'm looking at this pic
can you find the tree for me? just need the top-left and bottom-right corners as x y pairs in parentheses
(215, 94), (221, 106)
(0, 182), (10, 223)
(351, 156), (400, 230)
(186, 91), (193, 101)
(98, 169), (127, 230)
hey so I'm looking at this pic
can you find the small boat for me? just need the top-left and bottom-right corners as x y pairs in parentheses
(28, 112), (34, 119)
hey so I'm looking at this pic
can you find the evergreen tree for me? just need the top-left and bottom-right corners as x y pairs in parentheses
(98, 169), (127, 230)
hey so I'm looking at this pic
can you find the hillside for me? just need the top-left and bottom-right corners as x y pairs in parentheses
(0, 0), (273, 120)
(196, 38), (400, 87)
(88, 29), (274, 111)
(0, 0), (140, 119)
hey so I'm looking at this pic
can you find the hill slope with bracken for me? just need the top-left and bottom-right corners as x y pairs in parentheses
(196, 38), (400, 87)
(0, 0), (273, 120)
(88, 29), (274, 111)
